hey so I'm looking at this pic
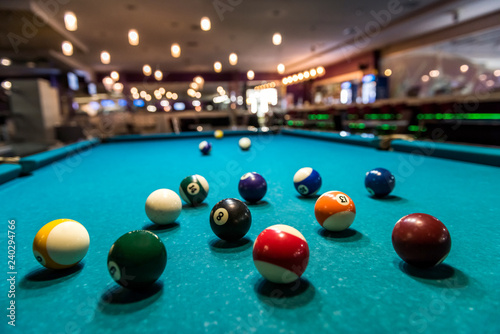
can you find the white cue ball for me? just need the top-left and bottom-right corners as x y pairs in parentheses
(239, 137), (251, 150)
(145, 189), (182, 225)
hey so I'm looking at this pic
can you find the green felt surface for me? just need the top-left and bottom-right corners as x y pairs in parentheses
(1, 133), (499, 334)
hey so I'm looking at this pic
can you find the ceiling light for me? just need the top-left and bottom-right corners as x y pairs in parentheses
(421, 75), (430, 82)
(282, 78), (288, 85)
(460, 65), (469, 73)
(171, 43), (181, 58)
(194, 76), (204, 85)
(247, 70), (255, 80)
(429, 70), (440, 78)
(317, 66), (325, 76)
(310, 69), (317, 77)
(229, 53), (238, 66)
(494, 70), (500, 77)
(384, 69), (392, 77)
(143, 64), (152, 76)
(100, 51), (110, 64)
(214, 61), (222, 73)
(200, 17), (211, 31)
(272, 33), (282, 46)
(277, 63), (285, 74)
(113, 82), (123, 93)
(110, 71), (119, 81)
(64, 12), (77, 31)
(62, 41), (73, 56)
(128, 29), (139, 46)
(154, 70), (163, 81)
(298, 73), (304, 80)
(102, 76), (114, 90)
(304, 71), (310, 79)
(292, 74), (298, 82)
(0, 58), (11, 66)
(1, 81), (12, 90)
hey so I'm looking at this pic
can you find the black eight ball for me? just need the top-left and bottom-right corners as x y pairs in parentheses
(209, 198), (252, 241)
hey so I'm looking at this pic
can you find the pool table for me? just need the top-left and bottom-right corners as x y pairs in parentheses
(1, 129), (499, 334)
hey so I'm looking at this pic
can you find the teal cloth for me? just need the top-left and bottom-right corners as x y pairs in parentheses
(0, 133), (499, 333)
(0, 164), (21, 185)
(281, 128), (379, 148)
(391, 139), (500, 167)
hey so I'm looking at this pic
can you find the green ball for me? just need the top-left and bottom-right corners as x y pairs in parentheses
(179, 174), (209, 205)
(107, 230), (166, 289)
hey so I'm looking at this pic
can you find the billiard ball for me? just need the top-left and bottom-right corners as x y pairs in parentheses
(314, 191), (356, 231)
(365, 168), (395, 197)
(293, 167), (322, 196)
(145, 189), (182, 225)
(199, 141), (212, 155)
(253, 224), (309, 284)
(33, 219), (90, 269)
(209, 198), (251, 241)
(239, 137), (251, 150)
(179, 174), (209, 206)
(238, 172), (267, 203)
(107, 230), (166, 289)
(392, 213), (451, 268)
(214, 130), (224, 139)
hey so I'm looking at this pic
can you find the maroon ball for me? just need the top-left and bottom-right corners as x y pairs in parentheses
(392, 213), (451, 268)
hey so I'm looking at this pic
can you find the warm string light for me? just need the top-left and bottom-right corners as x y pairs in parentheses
(282, 66), (325, 85)
(154, 70), (163, 81)
(247, 70), (255, 80)
(110, 71), (119, 81)
(254, 82), (276, 90)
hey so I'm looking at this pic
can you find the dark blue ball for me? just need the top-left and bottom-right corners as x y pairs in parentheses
(293, 167), (322, 196)
(238, 172), (267, 203)
(199, 141), (212, 155)
(365, 168), (395, 197)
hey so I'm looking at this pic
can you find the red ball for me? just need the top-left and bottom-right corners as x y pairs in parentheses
(392, 213), (451, 268)
(253, 225), (309, 284)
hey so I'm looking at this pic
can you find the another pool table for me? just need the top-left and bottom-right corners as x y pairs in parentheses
(1, 129), (499, 334)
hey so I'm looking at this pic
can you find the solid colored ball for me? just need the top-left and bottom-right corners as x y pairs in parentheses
(392, 213), (451, 268)
(239, 137), (251, 150)
(314, 191), (356, 231)
(253, 224), (309, 284)
(210, 198), (251, 242)
(214, 130), (224, 139)
(107, 230), (166, 289)
(293, 167), (322, 196)
(365, 168), (396, 197)
(145, 189), (182, 225)
(199, 141), (212, 155)
(238, 172), (267, 203)
(33, 219), (90, 269)
(179, 174), (209, 206)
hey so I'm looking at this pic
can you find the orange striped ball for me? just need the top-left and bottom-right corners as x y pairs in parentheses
(314, 191), (356, 231)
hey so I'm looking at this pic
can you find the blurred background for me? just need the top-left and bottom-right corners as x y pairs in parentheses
(1, 0), (499, 156)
